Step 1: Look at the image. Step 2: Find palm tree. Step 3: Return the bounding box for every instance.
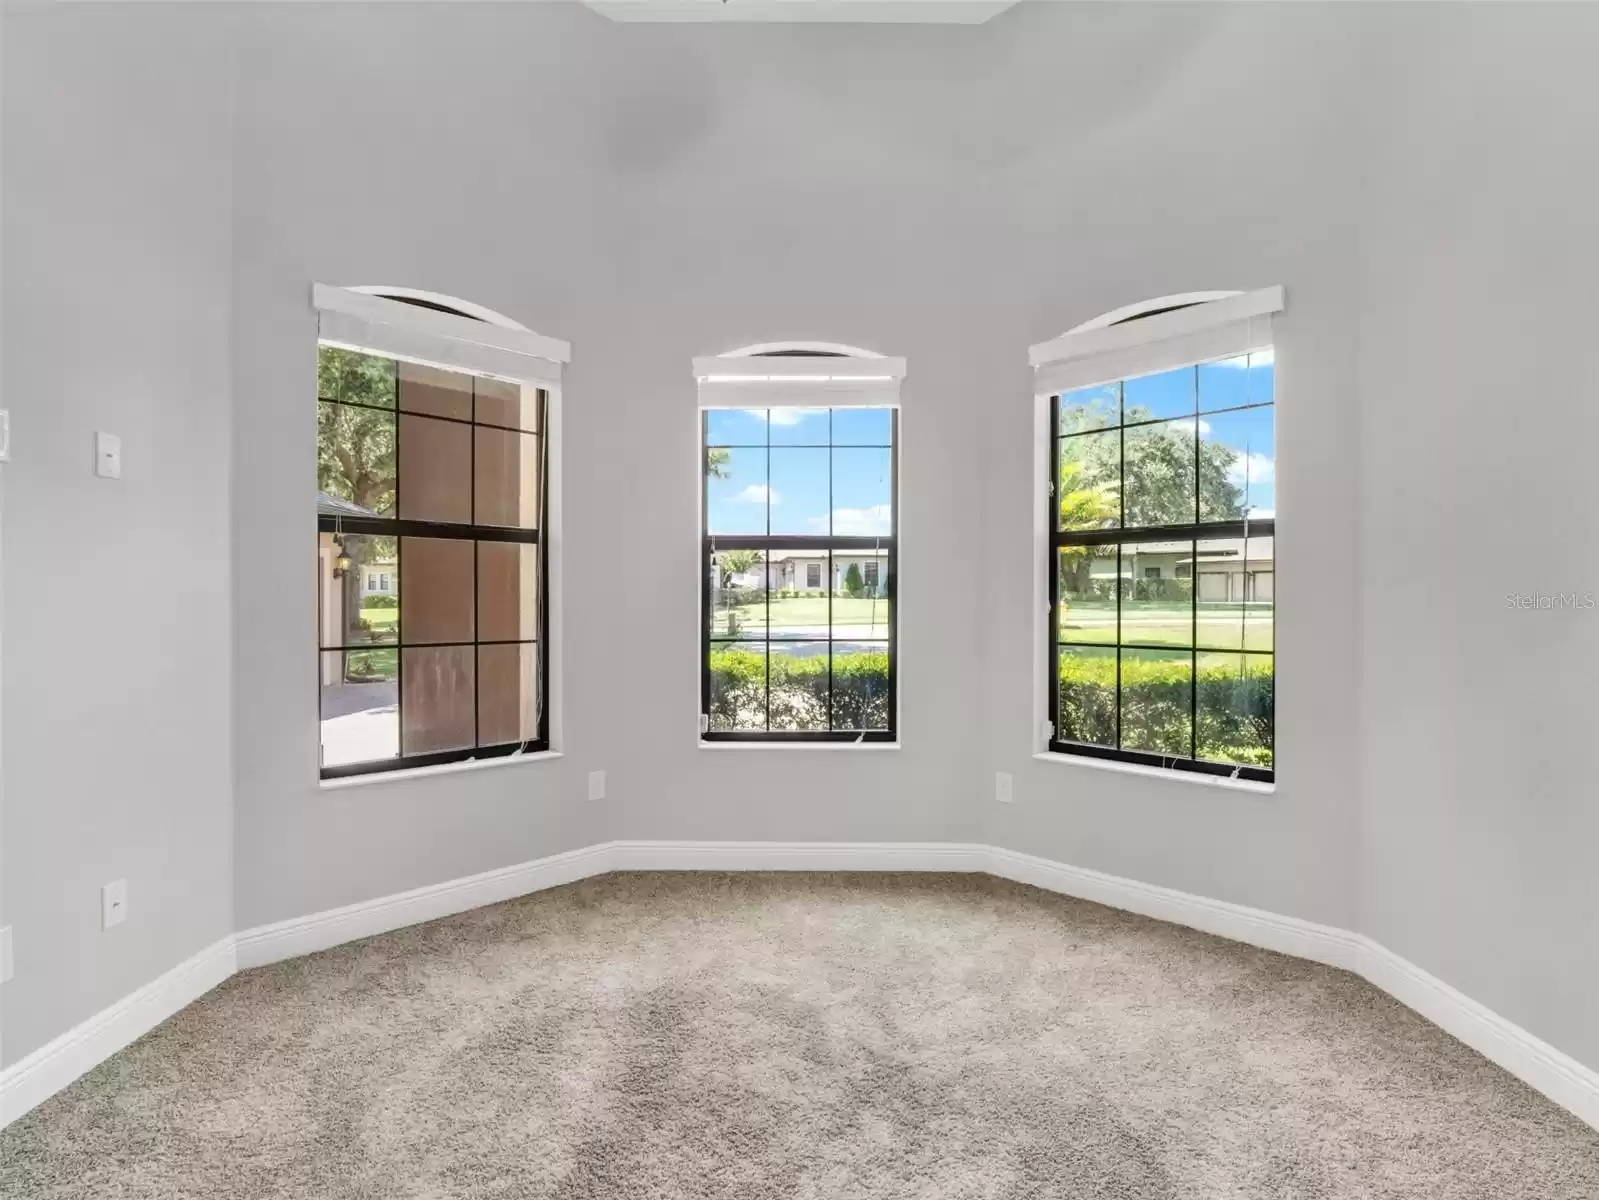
[718,548,764,588]
[706,448,732,479]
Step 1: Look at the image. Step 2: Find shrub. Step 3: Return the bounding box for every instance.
[363,594,399,610]
[1057,653,1272,767]
[707,646,890,732]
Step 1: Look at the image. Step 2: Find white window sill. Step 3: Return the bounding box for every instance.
[1030,751,1275,795]
[699,741,901,753]
[320,749,564,791]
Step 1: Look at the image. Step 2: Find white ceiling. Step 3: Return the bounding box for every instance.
[585,1,1018,23]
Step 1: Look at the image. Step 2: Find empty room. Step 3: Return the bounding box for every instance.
[2,0,1597,1196]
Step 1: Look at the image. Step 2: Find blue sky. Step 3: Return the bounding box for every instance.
[1063,351,1276,518]
[706,407,893,536]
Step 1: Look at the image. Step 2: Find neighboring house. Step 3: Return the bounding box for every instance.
[761,549,889,596]
[317,492,391,687]
[361,562,397,598]
[1085,536,1274,602]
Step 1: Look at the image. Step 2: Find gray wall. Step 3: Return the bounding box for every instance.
[3,0,1596,1082]
[1354,5,1599,1072]
[0,5,237,1065]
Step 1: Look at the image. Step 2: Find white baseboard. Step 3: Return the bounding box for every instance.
[983,847,1365,973]
[234,842,612,970]
[608,839,985,873]
[1357,937,1599,1133]
[0,935,236,1129]
[983,845,1598,1133]
[5,840,1595,1138]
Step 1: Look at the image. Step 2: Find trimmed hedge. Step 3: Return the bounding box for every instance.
[1058,652,1273,767]
[709,646,889,731]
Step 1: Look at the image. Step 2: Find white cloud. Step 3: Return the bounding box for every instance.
[1212,347,1274,368]
[744,407,819,427]
[1247,507,1275,519]
[1167,417,1212,436]
[1226,451,1275,487]
[735,484,779,504]
[807,505,892,536]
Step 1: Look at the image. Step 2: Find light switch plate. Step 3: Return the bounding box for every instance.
[102,879,128,929]
[0,926,13,983]
[996,772,1014,804]
[0,410,11,461]
[588,770,606,802]
[95,431,122,479]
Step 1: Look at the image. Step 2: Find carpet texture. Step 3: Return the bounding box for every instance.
[4,872,1598,1198]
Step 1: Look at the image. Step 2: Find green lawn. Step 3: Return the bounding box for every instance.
[361,605,399,631]
[712,596,891,636]
[1059,600,1273,652]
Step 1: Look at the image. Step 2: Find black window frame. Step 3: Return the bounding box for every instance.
[701,405,898,744]
[317,344,551,780]
[1047,366,1274,784]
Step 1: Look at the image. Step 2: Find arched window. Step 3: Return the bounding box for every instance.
[694,343,906,744]
[1029,288,1282,784]
[312,285,569,779]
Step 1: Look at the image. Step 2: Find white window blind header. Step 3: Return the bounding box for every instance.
[694,352,906,409]
[1030,286,1283,396]
[313,284,570,386]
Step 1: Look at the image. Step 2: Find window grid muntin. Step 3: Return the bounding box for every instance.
[1050,358,1274,782]
[317,352,549,779]
[702,407,896,742]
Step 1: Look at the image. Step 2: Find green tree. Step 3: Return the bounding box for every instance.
[717,549,764,588]
[706,448,731,479]
[318,348,397,514]
[843,562,865,598]
[1059,406,1243,529]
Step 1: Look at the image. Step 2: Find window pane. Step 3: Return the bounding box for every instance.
[474,427,541,529]
[401,646,475,755]
[475,379,540,432]
[706,446,769,535]
[1123,418,1196,527]
[831,641,890,731]
[397,360,472,422]
[318,402,395,517]
[1057,429,1120,531]
[1245,535,1274,652]
[398,413,471,523]
[830,447,892,535]
[1058,383,1118,433]
[1056,645,1116,747]
[319,532,397,646]
[1057,544,1117,644]
[710,548,768,638]
[320,649,398,767]
[479,541,539,642]
[1119,648,1192,757]
[319,346,395,408]
[769,642,829,730]
[1201,405,1274,522]
[708,641,767,731]
[1194,536,1247,651]
[1122,366,1195,423]
[478,643,539,746]
[832,552,891,640]
[1119,541,1193,648]
[1197,350,1274,414]
[768,407,828,446]
[769,447,831,536]
[1196,652,1274,769]
[400,537,474,645]
[706,409,769,446]
[831,407,892,446]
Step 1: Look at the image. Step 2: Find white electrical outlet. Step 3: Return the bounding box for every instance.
[95,431,122,479]
[0,926,14,983]
[102,879,128,929]
[588,770,606,802]
[996,772,1014,804]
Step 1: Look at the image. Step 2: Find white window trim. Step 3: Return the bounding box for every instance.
[312,284,568,776]
[1029,287,1284,781]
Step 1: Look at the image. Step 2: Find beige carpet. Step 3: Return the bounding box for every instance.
[4,873,1598,1198]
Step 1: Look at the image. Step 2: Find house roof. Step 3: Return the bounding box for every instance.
[317,491,382,519]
